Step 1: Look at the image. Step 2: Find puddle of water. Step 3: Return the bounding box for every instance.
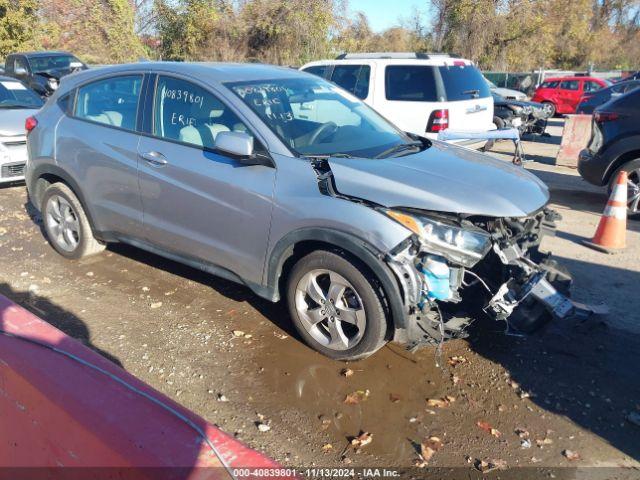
[250,331,454,459]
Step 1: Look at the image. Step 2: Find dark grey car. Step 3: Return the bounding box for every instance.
[25,62,583,360]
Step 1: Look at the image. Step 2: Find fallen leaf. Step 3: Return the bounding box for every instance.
[150,302,162,309]
[451,374,460,385]
[427,398,448,408]
[232,330,245,337]
[319,416,331,430]
[340,368,354,377]
[216,394,228,402]
[427,396,456,408]
[417,436,442,466]
[562,449,580,461]
[515,428,530,439]
[344,390,370,405]
[351,432,372,449]
[321,444,333,452]
[389,393,401,403]
[257,423,271,432]
[477,421,501,438]
[536,437,553,447]
[448,355,467,367]
[474,458,507,473]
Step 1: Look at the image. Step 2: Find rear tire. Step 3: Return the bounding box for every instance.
[41,182,105,259]
[608,159,640,219]
[286,250,389,361]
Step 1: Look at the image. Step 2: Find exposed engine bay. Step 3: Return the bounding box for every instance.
[386,209,604,349]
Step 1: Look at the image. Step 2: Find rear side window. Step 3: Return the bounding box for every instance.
[437,65,491,101]
[385,66,439,102]
[14,56,29,73]
[153,75,252,151]
[302,65,330,78]
[330,65,371,99]
[559,80,579,91]
[74,75,142,131]
[540,81,559,89]
[584,81,602,93]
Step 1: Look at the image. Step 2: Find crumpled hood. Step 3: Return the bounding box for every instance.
[328,141,550,218]
[35,67,79,80]
[0,108,39,137]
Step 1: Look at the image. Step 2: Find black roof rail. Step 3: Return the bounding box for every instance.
[334,52,459,60]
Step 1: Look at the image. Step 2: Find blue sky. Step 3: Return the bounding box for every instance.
[347,0,431,32]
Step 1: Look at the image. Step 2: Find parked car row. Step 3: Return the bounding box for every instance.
[20,58,581,360]
[579,87,640,217]
[532,76,612,116]
[0,76,44,184]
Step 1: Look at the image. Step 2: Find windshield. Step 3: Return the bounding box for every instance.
[29,55,83,73]
[227,77,416,158]
[0,80,43,108]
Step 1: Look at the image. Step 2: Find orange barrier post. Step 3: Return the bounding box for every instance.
[583,170,628,253]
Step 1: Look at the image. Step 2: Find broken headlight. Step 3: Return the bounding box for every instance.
[385,210,492,267]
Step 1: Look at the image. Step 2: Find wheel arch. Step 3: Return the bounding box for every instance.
[603,141,640,185]
[264,228,408,333]
[28,164,105,240]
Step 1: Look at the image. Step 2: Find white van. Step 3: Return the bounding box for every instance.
[300,53,494,148]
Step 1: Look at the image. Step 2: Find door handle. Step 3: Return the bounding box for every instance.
[140,151,168,167]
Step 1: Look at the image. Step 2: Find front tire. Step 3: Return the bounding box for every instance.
[286,250,389,361]
[542,101,556,117]
[41,182,105,259]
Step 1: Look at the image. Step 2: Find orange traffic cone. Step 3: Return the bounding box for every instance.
[583,170,628,253]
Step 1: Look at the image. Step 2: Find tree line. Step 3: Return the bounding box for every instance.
[1,0,638,70]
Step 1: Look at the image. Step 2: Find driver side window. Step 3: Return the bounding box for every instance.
[153,76,253,151]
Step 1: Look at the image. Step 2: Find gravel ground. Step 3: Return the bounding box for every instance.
[1,119,639,476]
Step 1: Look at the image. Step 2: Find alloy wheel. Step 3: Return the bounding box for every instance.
[294,269,367,351]
[45,194,80,252]
[627,169,640,215]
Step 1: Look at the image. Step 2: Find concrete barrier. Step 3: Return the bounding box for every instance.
[0,294,286,479]
[556,114,593,167]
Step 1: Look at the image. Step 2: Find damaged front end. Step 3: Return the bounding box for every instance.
[384,208,604,350]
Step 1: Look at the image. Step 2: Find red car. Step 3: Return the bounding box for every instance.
[532,76,611,116]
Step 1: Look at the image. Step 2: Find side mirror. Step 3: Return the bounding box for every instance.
[215,131,272,166]
[14,66,27,76]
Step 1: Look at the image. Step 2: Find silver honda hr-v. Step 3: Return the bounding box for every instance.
[25,62,583,360]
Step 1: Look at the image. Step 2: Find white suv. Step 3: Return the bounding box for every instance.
[300,53,494,147]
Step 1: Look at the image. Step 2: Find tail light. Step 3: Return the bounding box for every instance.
[25,116,38,133]
[594,111,619,123]
[427,109,449,133]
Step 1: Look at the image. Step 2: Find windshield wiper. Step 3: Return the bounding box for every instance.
[304,152,356,160]
[464,89,480,98]
[374,141,423,159]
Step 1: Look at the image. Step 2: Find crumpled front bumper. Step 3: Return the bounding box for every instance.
[386,208,606,349]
